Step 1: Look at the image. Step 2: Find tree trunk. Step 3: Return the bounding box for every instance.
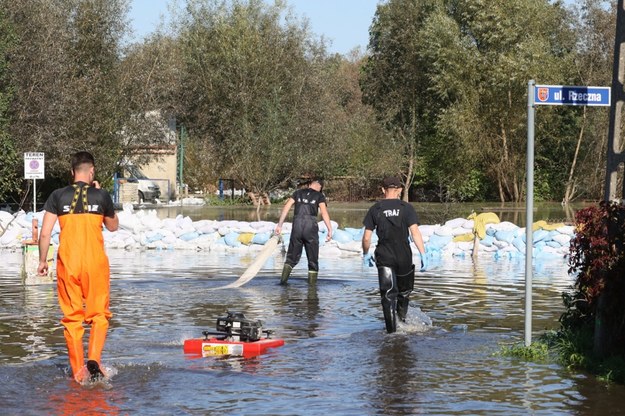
[563,107,587,204]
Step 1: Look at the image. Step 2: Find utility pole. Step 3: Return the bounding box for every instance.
[605,0,625,202]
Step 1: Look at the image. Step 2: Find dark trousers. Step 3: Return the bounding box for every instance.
[286,215,320,271]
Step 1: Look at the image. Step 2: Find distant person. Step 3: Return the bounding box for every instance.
[274,178,332,285]
[37,151,119,383]
[362,176,427,333]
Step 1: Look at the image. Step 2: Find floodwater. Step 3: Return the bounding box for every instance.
[2,203,624,415]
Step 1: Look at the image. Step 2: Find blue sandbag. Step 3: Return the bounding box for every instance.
[428,234,452,250]
[224,232,241,247]
[179,231,199,241]
[533,229,549,243]
[512,235,526,253]
[332,229,352,244]
[480,234,495,247]
[252,232,270,245]
[495,229,516,244]
[146,232,164,243]
[546,240,561,248]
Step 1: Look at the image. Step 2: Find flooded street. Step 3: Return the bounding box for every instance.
[2,239,625,414]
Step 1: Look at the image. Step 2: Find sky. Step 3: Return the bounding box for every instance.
[127,0,381,55]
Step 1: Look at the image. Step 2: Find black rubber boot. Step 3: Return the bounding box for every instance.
[86,360,104,382]
[396,265,415,322]
[280,264,293,285]
[307,270,318,285]
[378,266,398,333]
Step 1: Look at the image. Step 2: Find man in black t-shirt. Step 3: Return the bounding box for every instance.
[362,176,427,333]
[275,178,333,285]
[37,151,119,383]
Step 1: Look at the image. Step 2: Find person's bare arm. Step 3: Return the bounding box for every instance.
[362,229,373,255]
[409,224,426,255]
[319,202,332,241]
[104,213,119,232]
[37,212,57,275]
[274,198,295,234]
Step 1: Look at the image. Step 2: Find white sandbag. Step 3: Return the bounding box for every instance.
[456,241,474,251]
[418,224,438,237]
[489,221,519,231]
[556,225,575,236]
[318,220,339,233]
[0,226,20,245]
[444,217,466,229]
[552,233,571,245]
[434,225,453,236]
[319,245,342,258]
[0,210,14,227]
[336,240,363,253]
[451,227,469,236]
[493,239,509,249]
[462,219,475,230]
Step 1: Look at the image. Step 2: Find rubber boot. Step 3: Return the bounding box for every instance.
[396,265,415,322]
[280,264,293,285]
[378,266,398,333]
[308,270,318,285]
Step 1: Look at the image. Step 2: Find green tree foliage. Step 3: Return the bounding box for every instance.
[427,0,574,202]
[0,8,19,201]
[2,0,168,195]
[360,0,441,200]
[174,0,338,195]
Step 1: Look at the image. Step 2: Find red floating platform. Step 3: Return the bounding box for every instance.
[183,337,285,358]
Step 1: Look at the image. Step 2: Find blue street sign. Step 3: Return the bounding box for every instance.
[534,85,610,106]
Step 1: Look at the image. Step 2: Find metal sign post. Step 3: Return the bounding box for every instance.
[525,81,535,347]
[524,82,611,346]
[24,152,45,212]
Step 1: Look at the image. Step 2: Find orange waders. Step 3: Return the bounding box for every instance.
[57,212,112,381]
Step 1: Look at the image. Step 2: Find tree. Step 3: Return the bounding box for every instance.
[561,0,614,203]
[0,7,19,201]
[175,0,340,199]
[360,0,442,201]
[3,0,162,194]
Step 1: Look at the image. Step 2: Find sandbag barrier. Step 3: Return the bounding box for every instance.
[0,208,573,260]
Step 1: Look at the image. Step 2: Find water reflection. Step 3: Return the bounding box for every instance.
[372,334,422,415]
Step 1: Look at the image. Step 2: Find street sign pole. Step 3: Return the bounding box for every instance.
[525,80,535,347]
[524,82,610,347]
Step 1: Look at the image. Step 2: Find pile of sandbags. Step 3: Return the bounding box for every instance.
[0,206,574,260]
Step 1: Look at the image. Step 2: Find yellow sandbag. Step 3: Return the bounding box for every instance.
[532,220,564,231]
[453,233,475,242]
[468,212,500,239]
[237,232,255,245]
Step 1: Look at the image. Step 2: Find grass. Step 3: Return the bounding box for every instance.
[498,328,625,384]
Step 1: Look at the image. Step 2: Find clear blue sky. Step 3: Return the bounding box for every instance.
[127,0,381,55]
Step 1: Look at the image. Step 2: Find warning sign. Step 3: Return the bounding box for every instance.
[24,152,45,179]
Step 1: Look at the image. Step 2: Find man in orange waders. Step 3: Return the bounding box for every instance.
[37,151,118,383]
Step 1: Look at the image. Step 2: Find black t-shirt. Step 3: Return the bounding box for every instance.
[43,181,116,218]
[363,199,419,244]
[292,188,327,217]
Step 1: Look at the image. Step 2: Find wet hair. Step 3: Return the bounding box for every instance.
[71,151,95,172]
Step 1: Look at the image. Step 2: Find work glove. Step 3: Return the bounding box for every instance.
[363,253,375,267]
[420,255,428,272]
